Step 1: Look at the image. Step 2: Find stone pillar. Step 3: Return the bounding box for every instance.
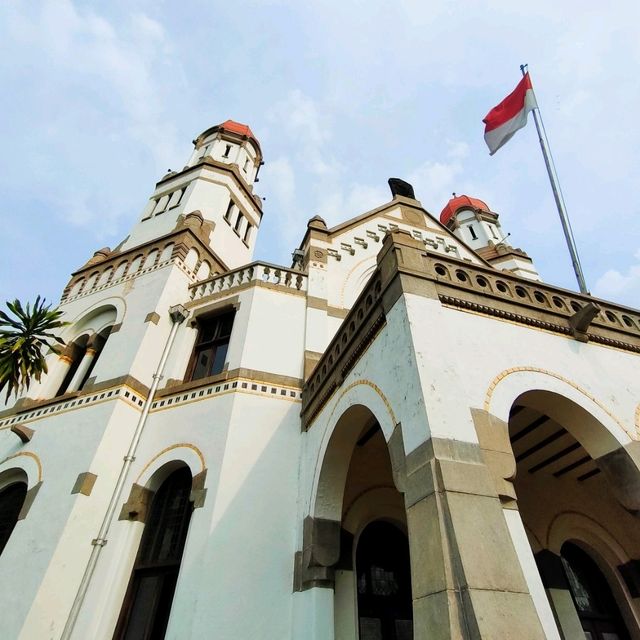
[400,437,546,639]
[534,550,584,639]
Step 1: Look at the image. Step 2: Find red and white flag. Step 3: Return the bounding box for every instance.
[483,73,537,155]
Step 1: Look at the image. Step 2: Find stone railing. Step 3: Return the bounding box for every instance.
[189,261,308,301]
[423,254,640,348]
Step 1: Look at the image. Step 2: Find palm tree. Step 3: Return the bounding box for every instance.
[0,297,67,403]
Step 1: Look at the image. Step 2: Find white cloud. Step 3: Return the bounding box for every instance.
[593,249,640,307]
[1,1,182,233]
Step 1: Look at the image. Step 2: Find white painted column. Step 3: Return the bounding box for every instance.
[503,508,562,639]
[292,588,335,640]
[39,353,74,398]
[66,348,97,393]
[334,570,357,640]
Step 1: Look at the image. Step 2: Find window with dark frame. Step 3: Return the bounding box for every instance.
[113,467,194,640]
[187,311,235,381]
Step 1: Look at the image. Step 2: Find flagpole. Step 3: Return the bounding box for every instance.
[520,64,589,294]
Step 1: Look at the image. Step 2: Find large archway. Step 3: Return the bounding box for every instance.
[508,390,640,639]
[310,404,412,639]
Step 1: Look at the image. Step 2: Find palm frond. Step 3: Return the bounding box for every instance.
[0,297,68,402]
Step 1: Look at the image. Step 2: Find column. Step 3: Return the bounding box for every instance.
[38,345,75,398]
[401,437,546,639]
[66,347,97,392]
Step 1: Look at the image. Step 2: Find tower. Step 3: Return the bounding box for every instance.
[440,193,541,280]
[35,120,264,402]
[121,119,264,270]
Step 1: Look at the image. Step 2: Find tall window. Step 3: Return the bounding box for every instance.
[187,311,234,381]
[114,468,194,640]
[356,521,413,640]
[0,481,28,557]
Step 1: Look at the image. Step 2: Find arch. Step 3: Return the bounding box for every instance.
[135,443,206,490]
[69,278,85,297]
[546,511,629,566]
[64,298,125,335]
[342,486,406,538]
[184,248,199,271]
[0,466,30,492]
[142,249,159,270]
[128,254,144,274]
[485,367,635,450]
[97,267,112,288]
[113,260,128,280]
[196,260,211,281]
[160,243,174,262]
[0,452,43,486]
[311,381,398,523]
[84,271,100,292]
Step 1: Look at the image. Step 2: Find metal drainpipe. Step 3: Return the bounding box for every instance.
[61,304,189,640]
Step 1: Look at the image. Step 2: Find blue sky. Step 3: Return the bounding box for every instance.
[1,1,639,308]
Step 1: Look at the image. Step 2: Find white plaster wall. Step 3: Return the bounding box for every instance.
[402,293,639,449]
[235,287,306,378]
[0,398,140,639]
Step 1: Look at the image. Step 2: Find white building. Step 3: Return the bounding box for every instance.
[1,120,639,640]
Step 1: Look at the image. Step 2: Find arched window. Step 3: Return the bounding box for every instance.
[114,467,194,640]
[561,542,630,640]
[356,521,413,640]
[0,481,28,557]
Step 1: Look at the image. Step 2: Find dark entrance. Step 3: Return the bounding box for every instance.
[561,542,630,640]
[356,520,413,640]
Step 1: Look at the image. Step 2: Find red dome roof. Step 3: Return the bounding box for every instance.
[218,119,257,140]
[440,194,490,225]
[197,119,262,157]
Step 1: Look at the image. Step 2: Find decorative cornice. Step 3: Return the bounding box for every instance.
[62,221,227,304]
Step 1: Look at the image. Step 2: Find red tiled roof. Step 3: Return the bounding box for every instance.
[218,119,256,140]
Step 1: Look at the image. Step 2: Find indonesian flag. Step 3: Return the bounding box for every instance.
[483,73,537,155]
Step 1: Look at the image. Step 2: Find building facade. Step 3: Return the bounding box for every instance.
[1,120,639,640]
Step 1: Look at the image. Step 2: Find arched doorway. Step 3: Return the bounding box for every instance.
[356,520,412,640]
[561,542,630,640]
[507,391,639,638]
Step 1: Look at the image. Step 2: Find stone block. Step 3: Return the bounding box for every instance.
[446,491,529,593]
[71,472,97,496]
[436,458,496,498]
[471,408,512,454]
[466,588,545,639]
[412,590,468,640]
[406,495,450,599]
